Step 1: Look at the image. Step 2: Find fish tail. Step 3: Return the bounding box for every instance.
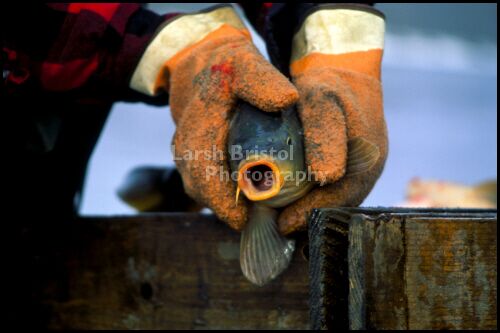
[240,204,295,286]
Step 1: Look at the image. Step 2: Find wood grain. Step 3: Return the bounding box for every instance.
[309,208,497,330]
[37,213,310,329]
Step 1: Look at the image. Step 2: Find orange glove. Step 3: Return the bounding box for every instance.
[130,5,298,231]
[278,5,388,235]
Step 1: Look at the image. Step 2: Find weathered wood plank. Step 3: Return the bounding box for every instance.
[309,208,497,330]
[349,215,408,330]
[405,217,497,329]
[40,213,309,329]
[308,210,349,330]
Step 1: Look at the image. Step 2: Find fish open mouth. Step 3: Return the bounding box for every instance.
[237,157,284,201]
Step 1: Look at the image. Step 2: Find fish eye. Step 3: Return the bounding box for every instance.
[286,136,292,145]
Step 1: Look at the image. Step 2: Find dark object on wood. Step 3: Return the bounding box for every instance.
[41,214,309,329]
[309,208,497,330]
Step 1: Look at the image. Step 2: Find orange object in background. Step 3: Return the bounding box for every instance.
[399,178,497,209]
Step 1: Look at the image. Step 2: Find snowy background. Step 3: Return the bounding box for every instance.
[80,3,497,215]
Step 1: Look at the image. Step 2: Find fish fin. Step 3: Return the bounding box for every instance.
[473,180,497,206]
[235,186,241,206]
[346,137,380,177]
[240,204,295,286]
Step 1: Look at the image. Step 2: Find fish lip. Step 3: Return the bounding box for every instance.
[237,155,284,201]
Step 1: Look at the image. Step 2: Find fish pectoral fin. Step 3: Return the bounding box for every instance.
[240,205,295,286]
[473,180,497,206]
[345,137,380,177]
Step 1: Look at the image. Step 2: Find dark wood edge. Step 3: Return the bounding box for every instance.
[309,209,351,330]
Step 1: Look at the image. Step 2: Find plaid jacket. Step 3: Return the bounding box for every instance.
[1,3,324,105]
[2,3,174,104]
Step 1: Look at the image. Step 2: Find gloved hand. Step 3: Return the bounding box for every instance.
[278,5,388,235]
[130,5,299,231]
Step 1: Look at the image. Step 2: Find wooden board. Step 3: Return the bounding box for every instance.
[309,208,497,330]
[37,213,310,329]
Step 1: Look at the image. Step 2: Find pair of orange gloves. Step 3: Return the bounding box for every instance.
[130,5,388,235]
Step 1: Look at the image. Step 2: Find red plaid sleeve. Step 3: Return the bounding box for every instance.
[2,3,178,102]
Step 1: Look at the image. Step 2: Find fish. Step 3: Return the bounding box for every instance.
[116,102,379,286]
[227,101,380,286]
[400,178,497,208]
[117,166,201,212]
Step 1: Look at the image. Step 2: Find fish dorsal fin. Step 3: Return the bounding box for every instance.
[346,137,380,177]
[240,204,295,286]
[474,180,497,206]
